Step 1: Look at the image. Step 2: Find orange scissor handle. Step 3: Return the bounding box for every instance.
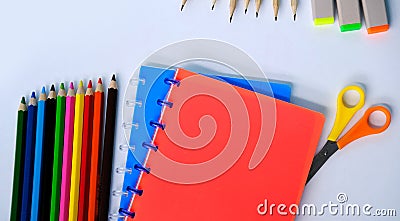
[337,105,391,149]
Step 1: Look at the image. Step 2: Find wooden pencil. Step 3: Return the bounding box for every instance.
[255,0,261,17]
[244,0,250,14]
[273,0,279,21]
[291,0,297,21]
[78,80,94,221]
[98,74,118,221]
[69,80,85,221]
[38,85,57,220]
[50,83,66,221]
[59,83,76,221]
[10,97,27,221]
[181,0,187,11]
[88,78,104,221]
[229,0,236,23]
[31,87,47,221]
[20,92,37,221]
[211,0,217,10]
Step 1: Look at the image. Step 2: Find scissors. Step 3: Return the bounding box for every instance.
[306,85,391,184]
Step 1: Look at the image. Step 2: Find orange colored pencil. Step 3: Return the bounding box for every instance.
[87,78,104,221]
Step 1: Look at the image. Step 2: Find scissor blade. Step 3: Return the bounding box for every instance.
[306,141,339,185]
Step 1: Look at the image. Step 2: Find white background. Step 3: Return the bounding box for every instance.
[0,0,399,220]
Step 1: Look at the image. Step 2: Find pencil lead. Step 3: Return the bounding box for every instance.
[112,74,116,81]
[230,16,233,23]
[212,4,215,10]
[70,82,74,89]
[21,97,26,104]
[294,14,296,21]
[31,91,36,98]
[275,16,277,21]
[98,78,103,84]
[50,84,55,91]
[79,80,83,88]
[256,12,259,18]
[60,83,65,90]
[41,86,46,94]
[245,8,247,14]
[88,80,93,88]
[181,4,184,11]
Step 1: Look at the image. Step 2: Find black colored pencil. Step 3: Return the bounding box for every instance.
[98,74,118,221]
[38,84,57,220]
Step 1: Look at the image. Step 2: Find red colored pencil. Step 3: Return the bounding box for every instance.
[78,80,94,221]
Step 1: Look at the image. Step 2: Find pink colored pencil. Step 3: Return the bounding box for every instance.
[59,82,76,221]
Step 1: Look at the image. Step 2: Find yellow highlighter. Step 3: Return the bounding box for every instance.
[68,81,85,221]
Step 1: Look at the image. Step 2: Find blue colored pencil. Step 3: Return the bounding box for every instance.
[30,87,47,221]
[20,92,38,221]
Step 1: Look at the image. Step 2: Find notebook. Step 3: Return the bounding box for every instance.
[116,66,292,215]
[116,67,324,221]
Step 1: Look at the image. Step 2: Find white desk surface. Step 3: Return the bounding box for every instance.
[0,0,399,220]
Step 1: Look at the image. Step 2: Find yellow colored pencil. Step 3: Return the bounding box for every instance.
[68,81,85,221]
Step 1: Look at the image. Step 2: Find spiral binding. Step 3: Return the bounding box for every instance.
[112,77,180,219]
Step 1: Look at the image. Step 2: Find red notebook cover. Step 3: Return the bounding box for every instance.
[129,69,325,221]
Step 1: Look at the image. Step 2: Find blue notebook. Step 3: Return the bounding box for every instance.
[117,66,292,215]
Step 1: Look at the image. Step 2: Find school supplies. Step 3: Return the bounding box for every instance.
[307,85,391,184]
[312,0,335,25]
[50,83,66,221]
[229,0,236,22]
[255,0,261,17]
[273,0,279,21]
[31,87,47,221]
[20,92,37,220]
[59,83,75,221]
[181,0,187,11]
[337,0,362,32]
[211,0,217,10]
[98,75,118,221]
[88,78,105,221]
[291,0,297,20]
[361,0,389,34]
[78,81,94,221]
[115,67,324,221]
[10,97,27,221]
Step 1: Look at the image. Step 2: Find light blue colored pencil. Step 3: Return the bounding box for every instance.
[30,86,47,221]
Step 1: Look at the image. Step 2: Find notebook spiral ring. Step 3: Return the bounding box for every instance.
[114,76,179,219]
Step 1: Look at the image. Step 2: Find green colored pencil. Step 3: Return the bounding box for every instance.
[10,97,28,221]
[49,83,66,221]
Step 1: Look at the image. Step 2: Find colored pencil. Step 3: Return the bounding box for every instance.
[20,92,37,221]
[39,85,57,220]
[69,80,85,221]
[30,87,47,221]
[10,97,27,221]
[50,83,66,221]
[59,83,76,221]
[88,78,104,221]
[98,74,118,221]
[78,80,94,221]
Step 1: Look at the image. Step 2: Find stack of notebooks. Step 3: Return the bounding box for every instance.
[112,66,325,221]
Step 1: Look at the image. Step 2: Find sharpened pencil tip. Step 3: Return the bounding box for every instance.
[21,97,26,104]
[230,16,233,23]
[212,4,215,10]
[256,12,259,18]
[98,78,103,84]
[294,14,296,21]
[275,16,277,21]
[41,86,46,94]
[31,91,36,98]
[70,82,74,89]
[181,4,184,11]
[88,80,92,88]
[79,80,83,87]
[245,9,247,14]
[112,74,116,81]
[50,84,55,91]
[60,83,65,90]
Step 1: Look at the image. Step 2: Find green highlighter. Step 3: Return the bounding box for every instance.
[337,0,362,32]
[312,0,334,25]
